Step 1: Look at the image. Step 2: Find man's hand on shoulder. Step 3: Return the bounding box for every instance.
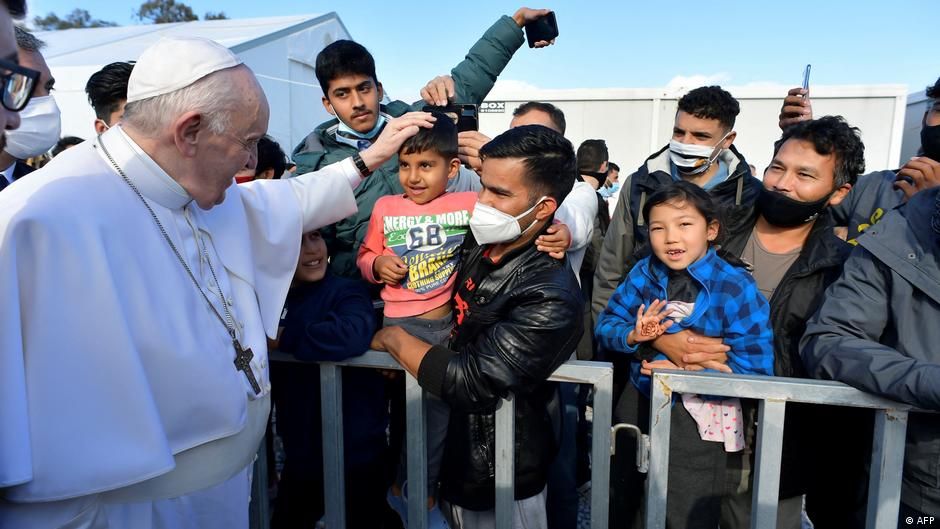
[511,7,556,48]
[536,222,571,259]
[779,87,812,130]
[421,75,456,107]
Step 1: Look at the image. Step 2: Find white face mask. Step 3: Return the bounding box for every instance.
[469,197,547,245]
[668,131,731,176]
[5,95,62,160]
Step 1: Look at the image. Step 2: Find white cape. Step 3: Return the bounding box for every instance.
[0,127,359,511]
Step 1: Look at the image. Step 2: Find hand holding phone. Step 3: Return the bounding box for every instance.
[422,104,479,133]
[524,11,558,48]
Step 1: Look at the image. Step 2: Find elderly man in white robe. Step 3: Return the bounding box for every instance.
[0,34,433,529]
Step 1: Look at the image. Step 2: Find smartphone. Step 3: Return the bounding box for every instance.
[524,11,558,48]
[422,104,478,133]
[802,64,812,92]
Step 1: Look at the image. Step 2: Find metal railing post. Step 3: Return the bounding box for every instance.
[866,409,908,529]
[494,395,516,529]
[590,371,613,529]
[645,371,674,529]
[320,363,346,529]
[750,399,786,529]
[406,373,429,529]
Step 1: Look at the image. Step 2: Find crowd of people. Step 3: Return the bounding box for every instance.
[0,0,936,528]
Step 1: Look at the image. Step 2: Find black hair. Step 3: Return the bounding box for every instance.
[642,180,722,246]
[399,111,458,160]
[512,101,566,135]
[774,115,866,188]
[255,135,287,179]
[677,85,740,131]
[608,162,620,172]
[479,124,575,204]
[4,0,25,17]
[927,77,940,99]
[577,139,608,173]
[14,26,43,51]
[315,40,378,96]
[85,62,134,122]
[51,136,84,157]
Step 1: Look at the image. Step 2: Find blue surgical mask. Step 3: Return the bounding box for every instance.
[335,113,387,150]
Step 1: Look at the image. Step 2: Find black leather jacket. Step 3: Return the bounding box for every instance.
[417,232,584,510]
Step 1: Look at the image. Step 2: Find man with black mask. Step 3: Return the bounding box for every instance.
[723,116,870,529]
[778,77,940,245]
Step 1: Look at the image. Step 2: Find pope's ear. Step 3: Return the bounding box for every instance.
[173,111,203,157]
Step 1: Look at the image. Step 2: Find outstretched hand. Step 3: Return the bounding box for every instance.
[627,300,673,345]
[360,112,436,171]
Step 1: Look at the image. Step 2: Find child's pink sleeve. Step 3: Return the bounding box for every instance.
[356,201,385,284]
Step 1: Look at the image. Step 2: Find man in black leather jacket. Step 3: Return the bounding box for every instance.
[372,125,584,526]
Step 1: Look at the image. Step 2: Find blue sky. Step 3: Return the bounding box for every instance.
[26,0,938,100]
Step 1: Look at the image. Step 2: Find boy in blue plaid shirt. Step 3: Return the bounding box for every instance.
[595,180,773,528]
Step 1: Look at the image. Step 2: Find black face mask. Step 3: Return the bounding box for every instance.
[921,119,940,162]
[757,187,832,228]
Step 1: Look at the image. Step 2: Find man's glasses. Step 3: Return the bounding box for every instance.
[0,58,39,112]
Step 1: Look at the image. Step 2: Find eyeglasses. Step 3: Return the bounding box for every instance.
[0,58,39,112]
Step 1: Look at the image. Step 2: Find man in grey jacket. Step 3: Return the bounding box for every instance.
[801,186,940,524]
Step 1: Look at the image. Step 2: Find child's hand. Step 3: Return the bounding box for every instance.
[537,223,571,259]
[373,255,408,286]
[627,300,674,345]
[640,358,681,376]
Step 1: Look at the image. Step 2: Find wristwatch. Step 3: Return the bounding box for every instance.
[353,152,372,177]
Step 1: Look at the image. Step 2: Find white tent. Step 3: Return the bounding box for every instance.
[38,14,350,153]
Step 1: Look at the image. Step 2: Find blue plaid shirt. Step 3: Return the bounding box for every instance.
[595,248,774,396]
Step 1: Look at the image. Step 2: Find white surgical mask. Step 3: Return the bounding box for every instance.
[334,112,387,150]
[668,131,731,176]
[5,95,62,160]
[469,197,547,245]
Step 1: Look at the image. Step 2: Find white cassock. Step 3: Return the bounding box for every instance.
[0,126,362,528]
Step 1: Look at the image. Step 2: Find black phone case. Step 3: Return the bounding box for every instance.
[524,12,558,48]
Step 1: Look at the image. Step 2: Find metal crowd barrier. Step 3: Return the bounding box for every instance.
[644,370,923,529]
[259,350,614,529]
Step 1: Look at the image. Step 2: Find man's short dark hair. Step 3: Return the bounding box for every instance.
[774,115,866,188]
[926,77,940,100]
[51,136,84,157]
[608,162,620,172]
[677,86,740,131]
[85,62,134,121]
[513,101,566,135]
[256,135,287,179]
[3,0,26,17]
[480,125,575,204]
[577,139,608,173]
[400,111,458,160]
[14,26,43,51]
[315,40,378,96]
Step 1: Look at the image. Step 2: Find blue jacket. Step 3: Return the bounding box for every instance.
[595,248,774,396]
[802,187,940,512]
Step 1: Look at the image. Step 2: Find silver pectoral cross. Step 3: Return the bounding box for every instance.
[233,340,262,395]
